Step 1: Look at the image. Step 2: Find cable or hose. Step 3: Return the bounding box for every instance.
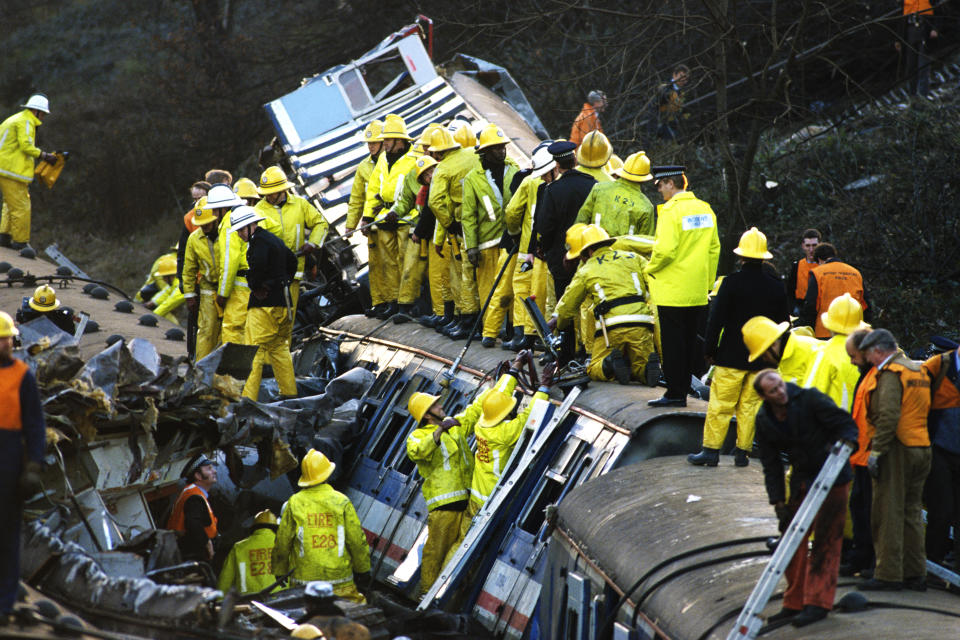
[598,536,770,640]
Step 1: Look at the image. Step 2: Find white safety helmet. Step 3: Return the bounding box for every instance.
[22,94,50,114]
[202,184,245,210]
[529,146,556,179]
[229,205,266,232]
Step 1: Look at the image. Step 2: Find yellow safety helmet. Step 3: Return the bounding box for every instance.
[616,151,653,183]
[477,123,510,150]
[742,316,790,362]
[153,255,177,278]
[233,177,259,200]
[380,113,412,140]
[29,284,60,312]
[0,311,18,338]
[253,509,278,527]
[478,389,519,428]
[290,624,324,639]
[564,223,589,260]
[451,122,477,149]
[298,449,335,487]
[821,293,869,335]
[604,153,623,176]
[408,392,440,424]
[363,119,384,143]
[257,165,294,195]
[732,227,773,260]
[428,127,460,153]
[578,224,615,256]
[415,156,438,183]
[576,130,613,168]
[192,200,217,227]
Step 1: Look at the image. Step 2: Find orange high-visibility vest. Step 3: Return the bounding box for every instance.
[813,261,866,337]
[183,209,199,234]
[167,484,218,539]
[0,359,28,431]
[903,1,933,15]
[795,258,816,300]
[850,367,877,466]
[864,361,932,448]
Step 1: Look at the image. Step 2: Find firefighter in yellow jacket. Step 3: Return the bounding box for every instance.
[254,165,328,341]
[807,293,869,410]
[462,124,520,346]
[464,359,552,534]
[575,151,655,237]
[217,510,281,596]
[362,114,419,319]
[406,390,478,595]
[550,225,655,384]
[0,94,57,248]
[347,120,384,315]
[742,315,826,385]
[144,255,185,324]
[272,450,371,603]
[429,127,482,337]
[183,200,227,360]
[216,208,252,344]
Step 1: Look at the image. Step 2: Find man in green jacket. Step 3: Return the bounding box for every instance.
[645,166,720,407]
[0,94,57,249]
[576,151,655,237]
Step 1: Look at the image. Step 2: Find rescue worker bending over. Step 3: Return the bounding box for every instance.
[273,450,371,603]
[16,284,76,334]
[464,355,553,533]
[230,206,298,401]
[807,294,869,411]
[0,312,45,621]
[217,509,281,596]
[167,456,219,563]
[742,315,825,386]
[549,225,655,385]
[144,255,185,324]
[136,248,177,302]
[254,165,328,342]
[406,390,477,595]
[575,151,655,237]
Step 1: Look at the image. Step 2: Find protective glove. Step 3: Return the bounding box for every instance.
[434,243,444,257]
[466,248,480,267]
[215,295,229,309]
[18,461,43,500]
[40,151,57,164]
[360,217,375,237]
[447,221,463,236]
[774,503,791,534]
[300,242,317,255]
[383,210,399,224]
[867,452,881,479]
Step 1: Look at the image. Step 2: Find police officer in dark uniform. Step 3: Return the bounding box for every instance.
[533,140,597,300]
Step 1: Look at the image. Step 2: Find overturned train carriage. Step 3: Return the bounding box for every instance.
[300,316,708,637]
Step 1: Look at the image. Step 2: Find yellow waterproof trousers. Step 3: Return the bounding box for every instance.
[220,287,250,344]
[242,306,297,400]
[368,229,400,306]
[399,235,428,305]
[196,290,221,361]
[447,236,463,312]
[333,581,366,604]
[279,281,299,346]
[0,177,31,243]
[482,251,517,339]
[702,367,762,451]
[586,326,654,382]
[579,304,595,353]
[523,259,551,336]
[419,508,465,596]
[428,243,450,315]
[510,259,533,335]
[459,257,480,315]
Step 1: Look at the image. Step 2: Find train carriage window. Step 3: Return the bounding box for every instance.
[367,410,409,463]
[518,475,563,535]
[360,54,414,102]
[337,67,371,112]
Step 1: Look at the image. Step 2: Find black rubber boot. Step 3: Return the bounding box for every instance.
[394,303,415,324]
[447,314,477,340]
[734,447,750,467]
[481,336,497,348]
[498,319,513,341]
[501,327,524,351]
[687,448,720,467]
[0,233,10,248]
[418,314,439,328]
[365,303,383,318]
[435,302,458,333]
[438,314,460,335]
[601,348,631,385]
[376,301,397,320]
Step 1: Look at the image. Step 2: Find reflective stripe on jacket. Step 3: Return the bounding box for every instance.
[461,160,519,250]
[182,228,219,297]
[504,174,542,256]
[218,220,249,297]
[406,402,480,510]
[645,191,720,307]
[346,155,377,229]
[554,246,654,335]
[217,528,279,595]
[364,150,419,221]
[428,147,481,231]
[806,334,862,411]
[167,484,218,539]
[271,483,370,583]
[576,180,655,237]
[0,109,42,183]
[0,359,28,430]
[781,332,825,386]
[255,194,328,279]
